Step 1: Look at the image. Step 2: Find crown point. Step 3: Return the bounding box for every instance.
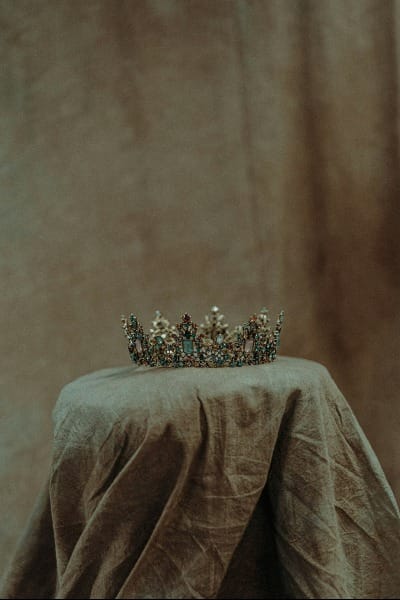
[182,313,191,322]
[211,306,219,313]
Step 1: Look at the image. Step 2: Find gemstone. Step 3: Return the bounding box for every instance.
[244,339,254,353]
[182,339,194,354]
[135,339,142,352]
[216,334,224,344]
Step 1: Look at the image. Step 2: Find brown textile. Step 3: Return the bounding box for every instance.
[2,358,400,599]
[2,0,400,572]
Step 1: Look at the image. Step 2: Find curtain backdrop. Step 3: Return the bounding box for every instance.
[1,0,399,578]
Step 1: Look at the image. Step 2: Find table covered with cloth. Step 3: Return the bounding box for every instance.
[2,357,400,599]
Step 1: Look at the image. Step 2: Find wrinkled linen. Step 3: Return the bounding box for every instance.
[2,357,400,599]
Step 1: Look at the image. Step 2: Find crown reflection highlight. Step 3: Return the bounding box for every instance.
[121,306,284,368]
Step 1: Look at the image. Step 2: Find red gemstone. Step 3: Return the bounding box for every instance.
[183,313,191,322]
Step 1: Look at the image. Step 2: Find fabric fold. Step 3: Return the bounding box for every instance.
[2,358,399,599]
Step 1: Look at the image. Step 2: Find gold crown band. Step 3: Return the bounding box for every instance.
[121,306,284,368]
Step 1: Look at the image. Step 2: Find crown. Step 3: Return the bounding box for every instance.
[121,306,284,368]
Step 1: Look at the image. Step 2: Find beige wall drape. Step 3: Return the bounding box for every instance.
[1,0,399,578]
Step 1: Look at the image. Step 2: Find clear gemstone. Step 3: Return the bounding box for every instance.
[135,339,142,352]
[244,339,253,353]
[216,334,224,344]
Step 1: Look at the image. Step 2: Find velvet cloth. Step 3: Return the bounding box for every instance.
[2,357,400,599]
[2,0,400,575]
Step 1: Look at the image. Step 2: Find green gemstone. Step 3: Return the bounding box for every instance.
[182,339,194,354]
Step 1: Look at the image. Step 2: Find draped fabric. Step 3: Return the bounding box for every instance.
[1,0,400,578]
[1,359,400,599]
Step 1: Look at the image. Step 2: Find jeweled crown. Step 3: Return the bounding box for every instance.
[121,306,284,368]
